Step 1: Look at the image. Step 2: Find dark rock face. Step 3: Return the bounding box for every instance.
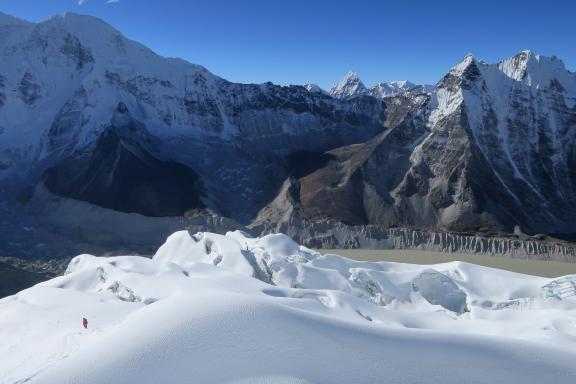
[44,128,204,217]
[285,151,337,179]
[44,106,204,217]
[44,87,88,155]
[59,33,94,69]
[0,75,6,107]
[18,72,41,106]
[269,94,432,227]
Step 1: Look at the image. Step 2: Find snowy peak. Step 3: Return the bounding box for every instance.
[447,53,479,78]
[342,69,361,82]
[435,53,483,93]
[442,51,576,93]
[329,70,367,99]
[497,51,574,89]
[304,83,327,95]
[425,50,576,234]
[0,11,199,80]
[329,70,430,99]
[41,12,165,69]
[498,50,538,81]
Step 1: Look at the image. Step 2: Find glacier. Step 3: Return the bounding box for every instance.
[1,230,576,383]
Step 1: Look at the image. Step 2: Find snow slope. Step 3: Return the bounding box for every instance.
[1,230,576,383]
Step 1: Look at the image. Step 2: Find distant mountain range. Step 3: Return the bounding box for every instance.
[327,70,434,99]
[1,11,575,263]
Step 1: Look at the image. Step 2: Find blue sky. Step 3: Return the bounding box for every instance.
[1,0,575,89]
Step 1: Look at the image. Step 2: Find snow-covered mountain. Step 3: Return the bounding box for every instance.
[408,50,576,233]
[367,79,417,97]
[1,11,576,264]
[368,80,435,98]
[2,229,576,383]
[267,51,576,236]
[328,70,368,99]
[329,71,434,100]
[0,12,386,165]
[0,12,386,220]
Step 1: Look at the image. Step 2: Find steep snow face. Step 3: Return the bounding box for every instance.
[2,230,576,383]
[0,12,216,174]
[0,13,387,182]
[497,50,576,91]
[430,51,576,141]
[329,70,367,99]
[395,51,576,233]
[462,52,576,230]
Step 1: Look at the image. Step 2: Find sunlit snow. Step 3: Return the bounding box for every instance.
[1,230,576,383]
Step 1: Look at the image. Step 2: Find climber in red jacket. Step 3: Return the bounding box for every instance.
[83,317,88,329]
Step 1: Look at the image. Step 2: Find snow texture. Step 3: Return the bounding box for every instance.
[1,230,576,383]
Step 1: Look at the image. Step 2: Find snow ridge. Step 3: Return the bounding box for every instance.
[2,230,576,383]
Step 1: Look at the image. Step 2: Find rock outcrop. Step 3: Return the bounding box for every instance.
[252,219,576,261]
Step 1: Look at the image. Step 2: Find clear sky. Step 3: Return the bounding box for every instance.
[1,0,575,89]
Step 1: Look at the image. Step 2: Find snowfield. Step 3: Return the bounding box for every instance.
[2,231,576,383]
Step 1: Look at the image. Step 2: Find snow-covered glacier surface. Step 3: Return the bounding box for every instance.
[2,231,576,383]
